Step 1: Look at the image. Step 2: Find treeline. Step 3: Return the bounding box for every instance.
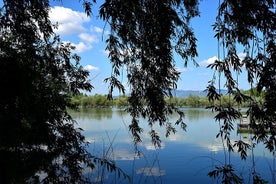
[71,90,263,108]
[71,94,129,108]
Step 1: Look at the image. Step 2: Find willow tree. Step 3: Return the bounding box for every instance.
[205,0,275,182]
[98,0,199,147]
[93,0,275,153]
[205,0,275,156]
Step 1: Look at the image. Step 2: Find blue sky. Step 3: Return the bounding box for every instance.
[2,0,251,95]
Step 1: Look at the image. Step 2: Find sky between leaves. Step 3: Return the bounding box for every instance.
[1,0,251,95]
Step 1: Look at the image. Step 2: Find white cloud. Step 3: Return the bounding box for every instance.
[175,67,187,73]
[49,6,104,53]
[199,56,218,67]
[72,42,92,53]
[49,6,90,35]
[84,65,99,71]
[200,53,247,67]
[91,26,110,35]
[90,26,103,33]
[78,33,98,44]
[175,67,194,73]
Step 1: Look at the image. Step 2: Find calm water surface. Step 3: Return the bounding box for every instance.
[70,108,275,184]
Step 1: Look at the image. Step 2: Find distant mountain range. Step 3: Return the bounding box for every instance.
[171,89,228,98]
[117,89,228,98]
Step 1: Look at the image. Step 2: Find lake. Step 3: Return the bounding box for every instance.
[70,108,275,184]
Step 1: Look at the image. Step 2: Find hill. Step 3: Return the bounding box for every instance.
[172,89,228,98]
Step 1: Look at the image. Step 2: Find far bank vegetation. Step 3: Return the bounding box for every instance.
[71,89,264,108]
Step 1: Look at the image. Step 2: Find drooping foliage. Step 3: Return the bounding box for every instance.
[98,0,199,147]
[205,0,275,182]
[206,0,275,154]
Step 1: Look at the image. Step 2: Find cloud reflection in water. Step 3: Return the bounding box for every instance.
[136,167,165,176]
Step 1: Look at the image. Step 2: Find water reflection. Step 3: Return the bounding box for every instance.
[69,108,113,120]
[136,167,165,176]
[112,149,137,160]
[71,108,274,156]
[71,108,275,183]
[183,107,215,121]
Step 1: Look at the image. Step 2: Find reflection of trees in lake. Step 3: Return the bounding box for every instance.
[184,108,215,122]
[69,108,131,121]
[69,108,113,120]
[115,108,129,116]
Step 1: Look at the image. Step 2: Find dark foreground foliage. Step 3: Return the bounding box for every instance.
[0,0,129,183]
[0,0,275,183]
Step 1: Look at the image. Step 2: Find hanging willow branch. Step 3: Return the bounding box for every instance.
[205,0,276,160]
[99,0,199,147]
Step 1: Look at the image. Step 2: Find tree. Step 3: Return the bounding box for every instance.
[95,0,275,152]
[0,0,99,183]
[204,0,275,182]
[205,0,275,155]
[96,0,275,181]
[98,0,200,148]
